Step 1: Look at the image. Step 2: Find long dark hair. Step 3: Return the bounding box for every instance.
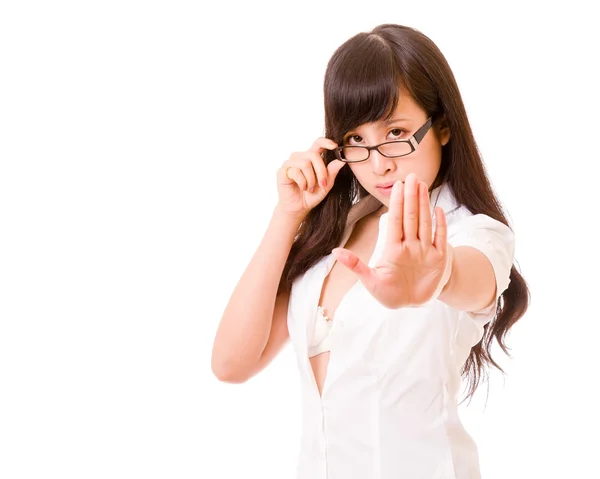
[277,24,530,401]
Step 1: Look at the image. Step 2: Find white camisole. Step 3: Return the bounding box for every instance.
[307,305,332,357]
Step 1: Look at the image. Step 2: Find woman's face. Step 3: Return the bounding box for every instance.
[344,91,450,209]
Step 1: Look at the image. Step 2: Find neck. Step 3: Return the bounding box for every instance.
[374,205,388,217]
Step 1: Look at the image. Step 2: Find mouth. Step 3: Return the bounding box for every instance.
[376,181,402,196]
[376,181,403,188]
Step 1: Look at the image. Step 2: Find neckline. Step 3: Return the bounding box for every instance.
[347,182,458,226]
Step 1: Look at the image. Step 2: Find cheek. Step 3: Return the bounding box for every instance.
[420,161,442,187]
[392,159,439,190]
[348,164,369,181]
[414,146,442,183]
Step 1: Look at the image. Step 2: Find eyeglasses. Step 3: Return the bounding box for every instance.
[334,117,434,163]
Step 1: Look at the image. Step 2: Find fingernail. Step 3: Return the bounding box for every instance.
[321,178,327,188]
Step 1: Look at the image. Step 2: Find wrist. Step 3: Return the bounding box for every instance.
[273,205,307,224]
[435,244,454,299]
[272,205,306,229]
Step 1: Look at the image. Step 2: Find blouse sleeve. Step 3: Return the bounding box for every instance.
[447,213,515,322]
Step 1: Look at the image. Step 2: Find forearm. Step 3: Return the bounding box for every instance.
[211,208,303,375]
[437,245,497,312]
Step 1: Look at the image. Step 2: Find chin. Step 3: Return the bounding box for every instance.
[377,196,390,207]
[367,189,390,207]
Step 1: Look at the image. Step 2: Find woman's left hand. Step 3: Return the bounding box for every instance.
[332,173,453,309]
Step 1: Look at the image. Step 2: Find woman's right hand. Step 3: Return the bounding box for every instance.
[275,137,346,220]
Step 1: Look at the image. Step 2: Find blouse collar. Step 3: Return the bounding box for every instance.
[345,182,460,229]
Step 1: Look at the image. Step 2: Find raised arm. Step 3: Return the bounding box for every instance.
[211,138,345,383]
[211,209,301,383]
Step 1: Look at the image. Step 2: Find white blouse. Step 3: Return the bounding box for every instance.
[287,182,515,479]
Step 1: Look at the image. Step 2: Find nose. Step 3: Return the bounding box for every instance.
[369,148,396,176]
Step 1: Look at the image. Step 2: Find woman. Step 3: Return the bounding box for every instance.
[212,23,530,479]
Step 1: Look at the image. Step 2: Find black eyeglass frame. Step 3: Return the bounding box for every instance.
[334,116,434,163]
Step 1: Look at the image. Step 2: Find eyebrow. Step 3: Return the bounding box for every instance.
[343,117,412,139]
[383,117,411,124]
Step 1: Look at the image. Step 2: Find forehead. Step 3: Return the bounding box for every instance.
[390,91,422,116]
[355,93,423,130]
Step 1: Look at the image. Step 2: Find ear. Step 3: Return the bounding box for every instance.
[436,114,451,146]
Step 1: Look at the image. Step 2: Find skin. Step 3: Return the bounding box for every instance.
[329,91,453,307]
[279,89,496,312]
[332,174,452,308]
[345,91,450,210]
[212,90,496,385]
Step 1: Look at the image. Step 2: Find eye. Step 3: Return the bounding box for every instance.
[389,128,405,139]
[345,134,363,145]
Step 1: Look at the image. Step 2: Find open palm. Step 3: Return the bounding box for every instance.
[332,173,453,308]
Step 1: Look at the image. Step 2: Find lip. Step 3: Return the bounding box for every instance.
[376,180,404,188]
[376,182,401,197]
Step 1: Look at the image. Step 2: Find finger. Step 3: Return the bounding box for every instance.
[433,206,447,250]
[386,180,404,244]
[418,181,433,243]
[300,138,338,190]
[403,173,419,241]
[326,159,346,187]
[285,154,317,191]
[279,162,293,184]
[286,166,308,191]
[311,138,339,189]
[306,151,329,190]
[309,137,338,154]
[332,248,375,290]
[299,161,317,193]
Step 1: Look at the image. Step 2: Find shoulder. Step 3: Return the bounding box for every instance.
[434,183,515,318]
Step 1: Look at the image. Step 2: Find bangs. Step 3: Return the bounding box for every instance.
[324,34,402,140]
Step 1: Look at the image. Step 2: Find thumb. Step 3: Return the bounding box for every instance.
[332,248,375,289]
[326,159,346,184]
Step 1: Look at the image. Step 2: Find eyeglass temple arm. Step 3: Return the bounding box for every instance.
[412,117,434,143]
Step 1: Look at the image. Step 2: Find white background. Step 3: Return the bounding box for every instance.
[1,1,599,478]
